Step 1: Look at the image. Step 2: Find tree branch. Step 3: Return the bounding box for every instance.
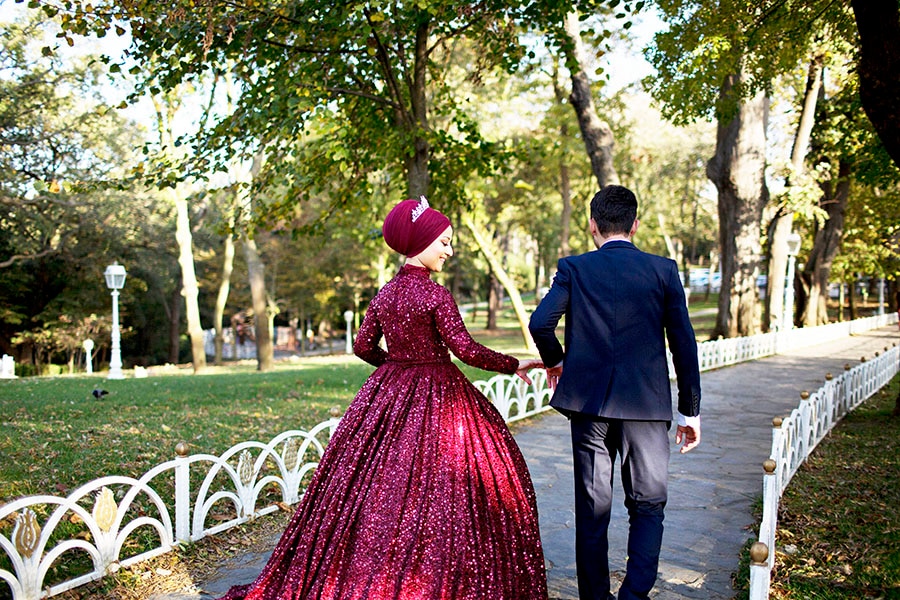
[0,247,61,269]
[363,8,411,129]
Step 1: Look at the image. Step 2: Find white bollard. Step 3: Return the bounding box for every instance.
[0,354,16,379]
[83,339,94,374]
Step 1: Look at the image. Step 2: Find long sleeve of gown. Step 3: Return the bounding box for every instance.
[353,304,388,367]
[433,288,518,375]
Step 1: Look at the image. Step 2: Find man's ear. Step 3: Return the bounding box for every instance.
[590,218,599,237]
[630,219,640,237]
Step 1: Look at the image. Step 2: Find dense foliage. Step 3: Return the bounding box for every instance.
[1,0,897,370]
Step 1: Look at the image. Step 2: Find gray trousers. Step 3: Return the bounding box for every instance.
[569,416,670,600]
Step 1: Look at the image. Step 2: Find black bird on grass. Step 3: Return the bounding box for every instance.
[92,388,109,399]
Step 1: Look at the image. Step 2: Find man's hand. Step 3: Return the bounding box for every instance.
[675,423,700,453]
[545,363,563,390]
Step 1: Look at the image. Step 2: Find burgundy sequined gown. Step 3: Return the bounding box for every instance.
[219,264,547,600]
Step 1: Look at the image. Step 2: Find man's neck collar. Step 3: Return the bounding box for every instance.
[598,235,632,248]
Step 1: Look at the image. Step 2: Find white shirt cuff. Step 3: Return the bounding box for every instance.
[677,413,700,429]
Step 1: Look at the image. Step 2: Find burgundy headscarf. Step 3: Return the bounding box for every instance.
[382,197,452,257]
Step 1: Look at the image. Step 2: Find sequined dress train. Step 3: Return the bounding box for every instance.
[218,264,547,599]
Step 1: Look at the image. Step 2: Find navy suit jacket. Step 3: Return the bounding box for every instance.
[529,241,701,421]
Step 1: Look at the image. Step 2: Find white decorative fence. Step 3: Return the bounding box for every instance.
[474,368,554,422]
[1,313,896,599]
[748,341,900,599]
[681,312,898,375]
[0,421,339,600]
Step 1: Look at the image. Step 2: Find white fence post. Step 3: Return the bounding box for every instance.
[174,442,191,544]
[748,543,771,600]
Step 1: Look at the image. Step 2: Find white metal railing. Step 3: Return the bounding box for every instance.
[0,420,339,600]
[748,341,900,599]
[672,312,898,376]
[474,367,554,422]
[1,312,896,599]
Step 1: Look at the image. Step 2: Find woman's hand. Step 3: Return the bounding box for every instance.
[515,358,543,384]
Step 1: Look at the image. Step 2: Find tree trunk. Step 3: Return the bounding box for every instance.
[705,250,719,302]
[765,213,792,330]
[562,11,619,188]
[167,277,181,364]
[172,189,208,373]
[152,92,207,373]
[797,160,850,326]
[213,232,235,365]
[243,234,274,371]
[707,75,770,338]
[765,55,823,331]
[559,156,573,258]
[657,213,679,261]
[231,150,272,370]
[552,65,574,258]
[486,275,499,331]
[851,0,900,168]
[400,21,430,197]
[463,216,538,354]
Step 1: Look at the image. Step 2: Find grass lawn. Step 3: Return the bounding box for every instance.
[0,301,718,503]
[0,357,373,502]
[0,323,536,503]
[767,376,900,599]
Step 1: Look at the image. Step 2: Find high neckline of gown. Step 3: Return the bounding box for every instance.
[400,264,432,278]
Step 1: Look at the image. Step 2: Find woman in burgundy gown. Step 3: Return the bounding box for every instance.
[218,198,548,600]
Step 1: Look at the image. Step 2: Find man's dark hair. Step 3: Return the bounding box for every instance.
[590,185,638,236]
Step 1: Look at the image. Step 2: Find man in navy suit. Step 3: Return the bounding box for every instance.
[529,185,702,600]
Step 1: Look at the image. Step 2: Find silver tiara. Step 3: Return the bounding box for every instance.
[411,195,429,222]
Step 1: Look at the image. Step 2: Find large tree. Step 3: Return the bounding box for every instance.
[150,87,209,372]
[52,1,534,216]
[850,0,900,169]
[646,0,855,336]
[796,64,900,326]
[764,53,824,331]
[559,10,620,188]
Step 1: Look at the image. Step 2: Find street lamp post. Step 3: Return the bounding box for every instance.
[343,310,354,354]
[782,233,801,332]
[104,263,127,380]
